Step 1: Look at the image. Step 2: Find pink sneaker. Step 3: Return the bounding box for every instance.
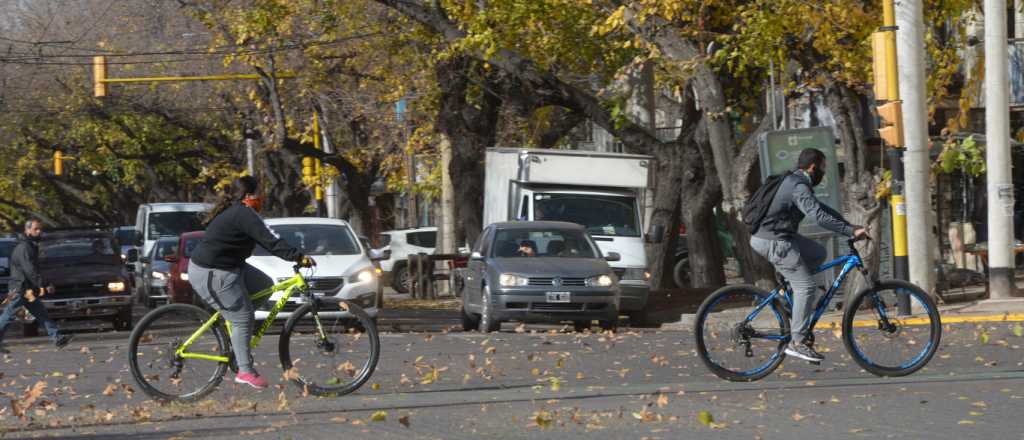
[234,372,269,389]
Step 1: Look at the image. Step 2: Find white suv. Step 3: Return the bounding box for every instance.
[377,227,437,293]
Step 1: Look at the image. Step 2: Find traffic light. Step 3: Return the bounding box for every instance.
[54,150,63,176]
[877,101,904,147]
[93,56,107,97]
[302,156,315,184]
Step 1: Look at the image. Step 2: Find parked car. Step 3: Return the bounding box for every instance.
[459,221,621,333]
[0,236,16,295]
[377,227,437,293]
[247,218,388,321]
[25,229,133,334]
[359,236,386,310]
[139,236,179,308]
[112,225,137,261]
[166,231,204,305]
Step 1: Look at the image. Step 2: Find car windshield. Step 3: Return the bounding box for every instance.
[534,194,640,237]
[41,237,117,260]
[0,241,15,276]
[492,229,598,258]
[253,224,360,256]
[183,236,202,257]
[154,239,178,259]
[148,211,205,240]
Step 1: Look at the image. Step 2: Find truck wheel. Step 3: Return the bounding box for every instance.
[673,257,691,289]
[392,264,410,294]
[572,320,590,332]
[599,318,619,332]
[113,306,133,331]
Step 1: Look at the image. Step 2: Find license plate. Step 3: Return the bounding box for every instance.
[546,292,571,303]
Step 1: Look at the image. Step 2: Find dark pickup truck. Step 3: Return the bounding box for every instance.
[17,230,134,336]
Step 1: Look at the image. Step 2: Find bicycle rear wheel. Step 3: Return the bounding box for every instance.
[842,279,941,377]
[128,304,229,402]
[695,285,790,382]
[279,300,380,396]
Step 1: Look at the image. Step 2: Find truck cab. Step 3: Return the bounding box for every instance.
[483,149,658,325]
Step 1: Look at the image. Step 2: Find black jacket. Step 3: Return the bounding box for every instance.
[190,203,304,270]
[754,170,858,240]
[8,235,44,294]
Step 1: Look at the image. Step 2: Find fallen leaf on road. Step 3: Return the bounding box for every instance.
[656,394,668,408]
[515,323,526,333]
[101,384,117,397]
[958,420,975,425]
[330,416,348,423]
[370,411,387,422]
[11,381,46,420]
[282,368,300,381]
[533,410,553,429]
[371,383,380,390]
[792,412,806,421]
[576,372,585,380]
[549,377,561,392]
[697,410,714,426]
[1013,323,1023,338]
[399,415,410,428]
[969,411,984,416]
[485,346,497,354]
[979,330,990,344]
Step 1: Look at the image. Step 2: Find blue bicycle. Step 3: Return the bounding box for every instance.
[695,238,941,381]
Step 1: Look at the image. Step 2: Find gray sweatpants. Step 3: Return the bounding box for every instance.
[750,235,827,343]
[187,261,262,374]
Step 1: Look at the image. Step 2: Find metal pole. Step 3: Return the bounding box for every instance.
[889,149,911,313]
[985,0,1017,298]
[769,60,778,130]
[245,133,256,177]
[320,114,340,219]
[895,0,935,295]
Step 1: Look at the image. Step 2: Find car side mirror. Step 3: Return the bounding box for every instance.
[647,224,665,244]
[126,249,139,263]
[470,251,484,261]
[604,252,621,262]
[164,255,178,263]
[369,249,391,261]
[133,231,144,247]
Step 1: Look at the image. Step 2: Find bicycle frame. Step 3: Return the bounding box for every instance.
[744,252,867,342]
[174,272,310,364]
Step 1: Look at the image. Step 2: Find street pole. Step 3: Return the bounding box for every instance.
[245,129,257,177]
[985,0,1017,298]
[319,113,340,219]
[895,0,935,295]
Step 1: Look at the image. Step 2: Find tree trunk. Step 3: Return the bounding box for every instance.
[646,140,683,290]
[681,118,727,288]
[435,56,503,247]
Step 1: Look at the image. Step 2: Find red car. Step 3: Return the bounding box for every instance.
[167,231,204,305]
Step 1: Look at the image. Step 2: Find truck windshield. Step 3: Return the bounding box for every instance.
[148,212,205,240]
[254,224,360,256]
[492,229,598,258]
[41,237,117,259]
[534,194,640,237]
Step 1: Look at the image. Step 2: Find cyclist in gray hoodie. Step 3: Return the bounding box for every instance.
[749,148,869,362]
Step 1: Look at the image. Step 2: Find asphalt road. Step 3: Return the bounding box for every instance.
[1,311,1023,439]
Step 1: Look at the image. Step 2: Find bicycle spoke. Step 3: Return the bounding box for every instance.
[845,286,939,372]
[698,288,788,380]
[280,303,378,396]
[129,305,228,402]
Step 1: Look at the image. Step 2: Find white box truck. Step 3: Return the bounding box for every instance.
[483,148,659,322]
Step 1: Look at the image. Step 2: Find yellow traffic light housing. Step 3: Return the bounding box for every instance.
[302,156,315,181]
[877,101,904,147]
[54,150,63,176]
[94,56,107,97]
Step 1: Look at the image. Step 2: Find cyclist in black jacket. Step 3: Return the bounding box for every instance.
[189,176,314,389]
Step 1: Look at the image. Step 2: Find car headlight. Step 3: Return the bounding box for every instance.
[353,269,375,283]
[621,268,651,281]
[180,273,189,281]
[108,281,126,292]
[586,274,614,287]
[152,272,167,280]
[499,273,529,287]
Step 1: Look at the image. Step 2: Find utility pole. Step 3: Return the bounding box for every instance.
[873,0,911,313]
[319,113,341,219]
[895,0,935,295]
[985,0,1017,298]
[244,129,258,177]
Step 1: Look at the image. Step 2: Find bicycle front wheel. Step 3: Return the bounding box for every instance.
[842,279,941,377]
[695,285,790,382]
[279,300,380,396]
[128,304,229,402]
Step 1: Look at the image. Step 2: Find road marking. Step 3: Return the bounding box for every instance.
[820,313,1024,328]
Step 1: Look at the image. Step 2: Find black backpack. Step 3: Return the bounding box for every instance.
[742,171,792,234]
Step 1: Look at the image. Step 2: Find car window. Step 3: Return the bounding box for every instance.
[408,231,436,248]
[41,237,117,259]
[148,211,205,241]
[114,228,136,246]
[156,239,178,259]
[254,224,359,256]
[377,234,392,247]
[491,229,597,258]
[0,241,15,276]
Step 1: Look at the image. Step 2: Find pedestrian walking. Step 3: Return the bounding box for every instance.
[0,219,73,353]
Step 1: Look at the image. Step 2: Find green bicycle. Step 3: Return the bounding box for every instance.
[128,264,380,402]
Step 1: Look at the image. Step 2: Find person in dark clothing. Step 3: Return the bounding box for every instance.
[0,219,73,353]
[188,176,314,389]
[749,149,869,363]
